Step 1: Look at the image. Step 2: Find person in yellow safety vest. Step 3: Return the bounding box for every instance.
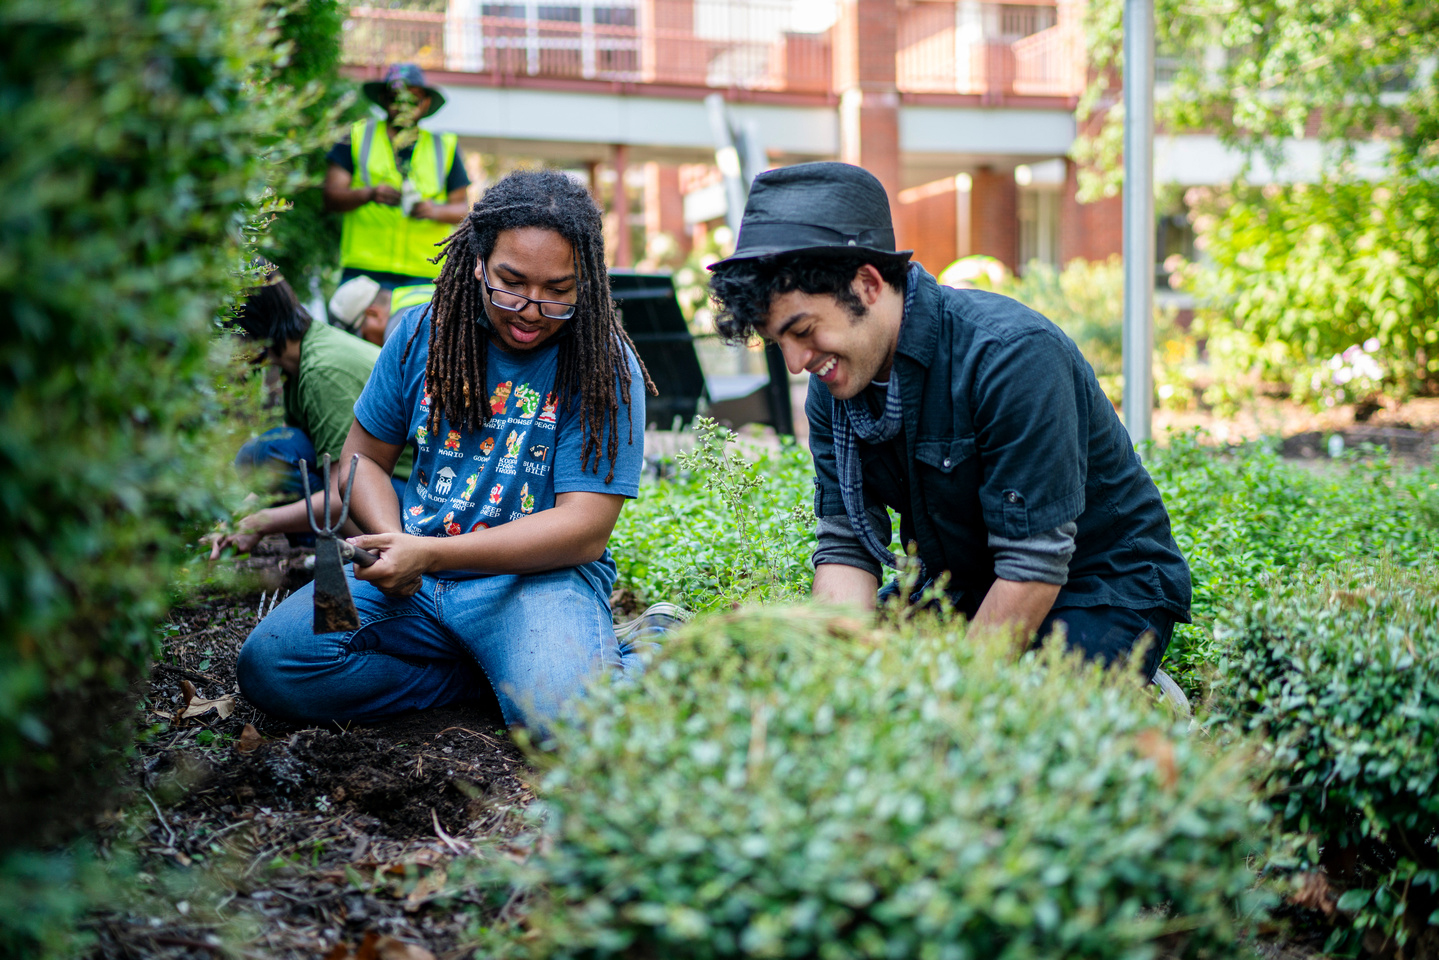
[322,63,471,289]
[327,275,436,348]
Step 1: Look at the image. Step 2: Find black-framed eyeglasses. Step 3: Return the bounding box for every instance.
[479,261,577,320]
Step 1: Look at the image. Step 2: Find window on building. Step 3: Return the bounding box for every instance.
[1018,186,1061,273]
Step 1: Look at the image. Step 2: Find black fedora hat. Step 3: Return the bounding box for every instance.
[710,162,912,269]
[363,63,446,119]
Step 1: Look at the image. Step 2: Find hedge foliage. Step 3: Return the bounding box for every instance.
[1142,433,1439,685]
[1212,563,1439,953]
[1184,172,1439,404]
[0,0,328,847]
[490,607,1273,958]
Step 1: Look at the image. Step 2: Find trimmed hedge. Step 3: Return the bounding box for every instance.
[491,607,1273,958]
[0,0,323,848]
[1213,563,1439,953]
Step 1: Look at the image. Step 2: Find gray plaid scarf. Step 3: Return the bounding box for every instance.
[830,263,922,574]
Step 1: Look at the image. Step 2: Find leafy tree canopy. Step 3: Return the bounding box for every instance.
[1077,0,1439,196]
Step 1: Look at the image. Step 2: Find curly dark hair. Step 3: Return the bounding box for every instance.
[707,254,909,343]
[405,169,655,482]
[231,261,312,350]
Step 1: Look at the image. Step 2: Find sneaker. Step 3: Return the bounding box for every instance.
[1152,667,1192,720]
[614,602,687,644]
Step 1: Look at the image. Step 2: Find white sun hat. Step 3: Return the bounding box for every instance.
[327,275,382,334]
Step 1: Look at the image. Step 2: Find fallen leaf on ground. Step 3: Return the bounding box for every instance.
[236,723,262,753]
[179,694,235,720]
[1290,871,1338,916]
[375,936,435,960]
[404,864,449,912]
[326,931,436,960]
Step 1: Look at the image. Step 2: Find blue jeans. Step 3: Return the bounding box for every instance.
[878,579,1174,680]
[236,426,407,502]
[236,426,321,499]
[236,565,641,731]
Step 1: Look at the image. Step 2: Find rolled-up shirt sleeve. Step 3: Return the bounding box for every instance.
[988,521,1077,586]
[812,510,886,580]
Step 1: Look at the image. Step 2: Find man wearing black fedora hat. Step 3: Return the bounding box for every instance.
[707,162,1191,679]
[323,63,472,290]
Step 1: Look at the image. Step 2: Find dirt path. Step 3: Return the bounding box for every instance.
[89,577,534,959]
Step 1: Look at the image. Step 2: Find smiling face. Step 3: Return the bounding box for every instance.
[755,263,905,401]
[476,226,578,353]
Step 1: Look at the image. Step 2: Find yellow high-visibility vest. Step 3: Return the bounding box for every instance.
[338,119,459,280]
[391,284,435,312]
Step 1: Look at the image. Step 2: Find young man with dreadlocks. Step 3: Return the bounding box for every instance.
[237,170,659,731]
[707,162,1191,681]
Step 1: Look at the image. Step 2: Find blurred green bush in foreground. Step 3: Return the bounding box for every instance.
[0,0,336,893]
[485,606,1272,958]
[1213,563,1439,955]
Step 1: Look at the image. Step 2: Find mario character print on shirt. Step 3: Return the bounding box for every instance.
[513,383,541,420]
[469,520,489,533]
[489,380,512,414]
[478,436,496,458]
[444,430,462,451]
[434,466,456,497]
[538,392,558,425]
[518,482,535,514]
[415,425,428,447]
[458,472,479,502]
[488,482,504,505]
[442,511,462,536]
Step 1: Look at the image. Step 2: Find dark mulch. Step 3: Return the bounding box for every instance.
[87,540,535,960]
[1280,424,1437,462]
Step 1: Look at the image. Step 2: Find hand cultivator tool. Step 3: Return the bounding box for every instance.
[300,454,378,634]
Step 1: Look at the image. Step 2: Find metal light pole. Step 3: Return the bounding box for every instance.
[1122,0,1155,445]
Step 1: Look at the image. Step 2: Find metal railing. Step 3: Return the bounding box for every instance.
[343,1,1082,98]
[896,1,1080,97]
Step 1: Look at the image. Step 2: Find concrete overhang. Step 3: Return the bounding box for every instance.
[900,106,1076,161]
[431,84,838,162]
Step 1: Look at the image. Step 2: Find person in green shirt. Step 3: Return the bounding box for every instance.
[212,263,410,557]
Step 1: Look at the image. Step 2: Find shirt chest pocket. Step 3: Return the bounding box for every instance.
[912,435,979,508]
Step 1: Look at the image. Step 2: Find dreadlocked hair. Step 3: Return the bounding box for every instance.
[404,168,655,482]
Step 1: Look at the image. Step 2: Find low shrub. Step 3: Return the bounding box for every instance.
[1212,563,1439,954]
[1145,432,1439,686]
[490,606,1273,958]
[611,419,814,613]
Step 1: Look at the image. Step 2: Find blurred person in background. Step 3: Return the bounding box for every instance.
[323,63,470,289]
[212,262,409,557]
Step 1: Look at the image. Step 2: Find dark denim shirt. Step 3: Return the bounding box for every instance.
[808,266,1192,621]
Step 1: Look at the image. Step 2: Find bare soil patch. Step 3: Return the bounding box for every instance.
[88,544,533,960]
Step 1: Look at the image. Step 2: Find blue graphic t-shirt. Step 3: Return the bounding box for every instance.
[354,305,646,591]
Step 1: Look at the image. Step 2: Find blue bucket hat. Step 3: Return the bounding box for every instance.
[363,63,446,119]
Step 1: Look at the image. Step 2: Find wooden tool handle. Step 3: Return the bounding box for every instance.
[337,541,379,568]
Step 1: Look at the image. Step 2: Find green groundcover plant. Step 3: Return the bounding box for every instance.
[613,428,1439,698]
[1145,433,1439,686]
[610,419,814,613]
[484,606,1274,959]
[1212,563,1439,954]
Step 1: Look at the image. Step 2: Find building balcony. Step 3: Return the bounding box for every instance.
[342,0,1086,102]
